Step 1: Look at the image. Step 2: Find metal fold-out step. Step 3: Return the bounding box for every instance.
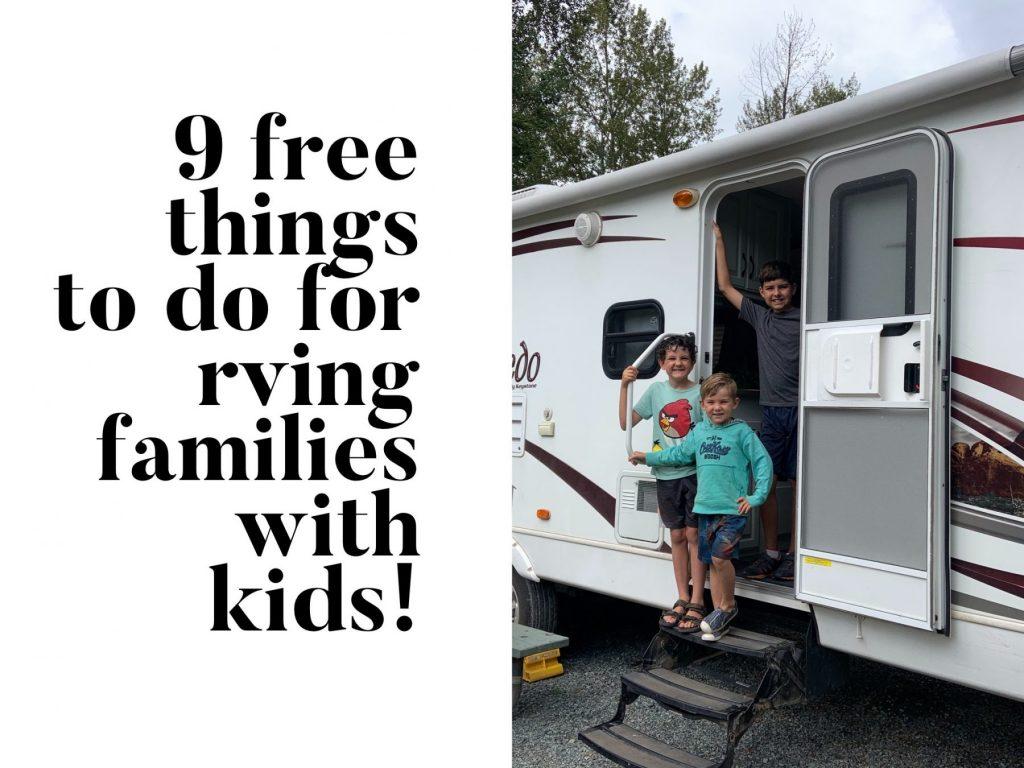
[580,722,716,768]
[581,617,813,768]
[621,668,753,720]
[660,624,795,659]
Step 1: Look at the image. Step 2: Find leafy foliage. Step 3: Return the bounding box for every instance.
[513,0,720,188]
[737,11,859,132]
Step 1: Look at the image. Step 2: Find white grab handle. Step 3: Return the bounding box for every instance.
[625,332,687,457]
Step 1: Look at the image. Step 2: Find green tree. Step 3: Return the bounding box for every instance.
[513,0,585,188]
[737,11,859,132]
[513,0,721,187]
[793,74,861,115]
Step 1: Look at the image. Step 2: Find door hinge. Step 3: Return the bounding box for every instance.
[941,369,949,391]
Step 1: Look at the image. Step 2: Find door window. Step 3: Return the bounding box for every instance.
[805,133,937,324]
[828,170,917,321]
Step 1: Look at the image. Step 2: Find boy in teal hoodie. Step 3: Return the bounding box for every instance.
[630,372,772,641]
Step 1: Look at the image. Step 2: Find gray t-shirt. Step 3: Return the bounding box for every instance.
[739,297,800,406]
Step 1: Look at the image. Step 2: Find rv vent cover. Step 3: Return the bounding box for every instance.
[574,212,602,247]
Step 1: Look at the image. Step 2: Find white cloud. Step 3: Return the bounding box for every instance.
[638,0,1019,135]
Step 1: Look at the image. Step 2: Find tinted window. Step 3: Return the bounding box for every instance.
[602,300,664,379]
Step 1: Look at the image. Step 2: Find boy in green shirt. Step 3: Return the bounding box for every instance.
[619,333,706,632]
[630,372,773,641]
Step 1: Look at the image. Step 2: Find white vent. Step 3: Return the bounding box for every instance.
[619,488,637,511]
[574,212,602,247]
[615,472,664,547]
[512,395,527,456]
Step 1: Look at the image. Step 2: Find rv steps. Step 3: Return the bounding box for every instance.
[620,669,753,720]
[580,723,716,768]
[660,624,795,659]
[579,620,809,768]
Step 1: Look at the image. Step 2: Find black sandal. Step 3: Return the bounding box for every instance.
[676,603,707,633]
[659,599,687,628]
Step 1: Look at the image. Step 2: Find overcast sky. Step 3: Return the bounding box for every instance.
[637,0,1024,135]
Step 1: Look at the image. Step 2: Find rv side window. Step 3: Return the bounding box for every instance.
[602,300,664,379]
[827,169,918,322]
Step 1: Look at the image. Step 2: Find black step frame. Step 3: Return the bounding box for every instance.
[580,622,807,768]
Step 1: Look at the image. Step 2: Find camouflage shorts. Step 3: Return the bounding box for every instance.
[697,514,748,564]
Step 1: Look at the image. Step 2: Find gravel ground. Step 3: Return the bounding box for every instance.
[513,591,1024,768]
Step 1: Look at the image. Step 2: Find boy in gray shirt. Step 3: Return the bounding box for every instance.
[712,221,799,580]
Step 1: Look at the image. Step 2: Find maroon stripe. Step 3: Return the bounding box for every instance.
[512,237,579,256]
[952,389,1024,435]
[512,215,636,242]
[951,357,1024,401]
[948,113,1024,134]
[953,237,1024,250]
[524,440,615,526]
[951,407,1024,462]
[951,558,1024,600]
[512,234,665,256]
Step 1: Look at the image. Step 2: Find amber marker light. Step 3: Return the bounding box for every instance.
[536,509,551,521]
[673,189,698,208]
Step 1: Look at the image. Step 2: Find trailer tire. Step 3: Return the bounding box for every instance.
[512,568,558,632]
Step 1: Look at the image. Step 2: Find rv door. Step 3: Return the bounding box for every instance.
[796,129,952,632]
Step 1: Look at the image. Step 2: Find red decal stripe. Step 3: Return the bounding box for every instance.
[952,390,1024,435]
[512,215,635,242]
[953,237,1024,250]
[512,236,578,255]
[512,234,664,256]
[951,357,1024,401]
[951,407,1024,462]
[948,113,1024,134]
[524,440,615,526]
[952,558,1024,600]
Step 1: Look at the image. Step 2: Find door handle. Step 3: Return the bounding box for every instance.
[904,363,921,393]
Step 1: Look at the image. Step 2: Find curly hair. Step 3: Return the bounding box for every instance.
[656,332,697,362]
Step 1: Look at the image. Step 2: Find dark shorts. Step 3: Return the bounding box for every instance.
[655,475,699,530]
[760,406,799,481]
[698,514,748,563]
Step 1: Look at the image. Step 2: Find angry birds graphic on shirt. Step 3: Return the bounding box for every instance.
[659,399,693,439]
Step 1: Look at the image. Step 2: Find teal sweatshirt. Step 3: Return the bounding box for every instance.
[646,419,773,516]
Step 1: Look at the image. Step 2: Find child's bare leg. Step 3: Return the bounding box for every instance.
[760,475,780,552]
[711,557,736,612]
[675,526,707,630]
[708,557,723,611]
[670,527,690,602]
[686,526,705,607]
[659,528,692,626]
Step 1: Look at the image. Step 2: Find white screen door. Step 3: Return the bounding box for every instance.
[795,129,952,632]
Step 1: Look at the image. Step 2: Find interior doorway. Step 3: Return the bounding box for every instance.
[709,173,805,574]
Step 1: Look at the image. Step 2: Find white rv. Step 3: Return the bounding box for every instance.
[512,45,1024,702]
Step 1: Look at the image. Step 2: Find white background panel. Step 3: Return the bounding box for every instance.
[2,3,509,766]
